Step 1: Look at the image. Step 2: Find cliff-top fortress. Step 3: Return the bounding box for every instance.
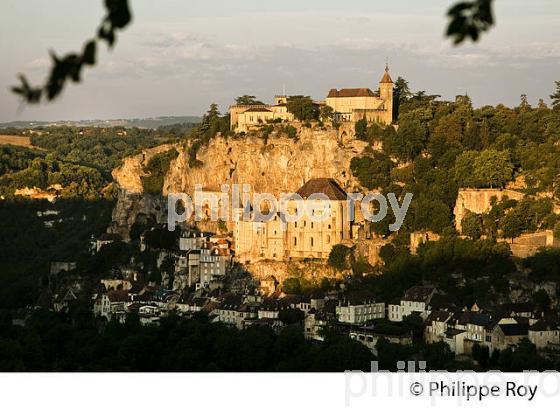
[229,65,394,133]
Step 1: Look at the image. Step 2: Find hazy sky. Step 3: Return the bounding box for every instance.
[1,0,559,121]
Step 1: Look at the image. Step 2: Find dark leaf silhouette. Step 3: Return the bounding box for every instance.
[446,0,495,45]
[12,0,132,104]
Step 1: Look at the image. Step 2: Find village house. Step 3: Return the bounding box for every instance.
[528,320,560,350]
[424,310,455,344]
[491,322,529,351]
[336,292,385,324]
[258,298,289,320]
[388,286,436,322]
[229,95,294,133]
[93,293,111,320]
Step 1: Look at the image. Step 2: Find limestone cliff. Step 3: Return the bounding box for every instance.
[163,124,367,196]
[111,125,369,238]
[453,188,525,233]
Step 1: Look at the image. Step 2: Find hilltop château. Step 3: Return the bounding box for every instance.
[229,65,394,133]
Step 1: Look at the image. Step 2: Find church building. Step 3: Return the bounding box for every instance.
[325,64,393,124]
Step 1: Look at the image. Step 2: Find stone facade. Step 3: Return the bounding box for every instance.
[499,230,560,258]
[453,188,525,233]
[233,178,351,262]
[230,96,294,133]
[325,65,393,125]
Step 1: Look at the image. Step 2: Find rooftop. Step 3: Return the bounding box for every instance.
[296,178,347,201]
[327,88,376,98]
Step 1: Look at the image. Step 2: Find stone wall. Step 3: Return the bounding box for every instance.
[499,230,560,258]
[454,188,525,233]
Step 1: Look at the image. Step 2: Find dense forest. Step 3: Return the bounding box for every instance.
[0,123,198,199]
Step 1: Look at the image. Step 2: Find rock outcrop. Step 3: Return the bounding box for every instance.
[454,188,525,233]
[163,125,367,196]
[111,125,369,238]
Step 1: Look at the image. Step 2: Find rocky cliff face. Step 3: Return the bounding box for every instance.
[109,144,174,239]
[453,188,525,233]
[111,125,369,238]
[163,124,367,195]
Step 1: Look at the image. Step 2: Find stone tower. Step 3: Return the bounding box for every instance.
[379,64,394,124]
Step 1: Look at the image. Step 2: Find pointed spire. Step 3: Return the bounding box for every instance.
[380,62,393,84]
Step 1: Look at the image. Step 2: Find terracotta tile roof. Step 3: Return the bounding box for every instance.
[244,107,272,113]
[327,88,376,98]
[296,178,347,201]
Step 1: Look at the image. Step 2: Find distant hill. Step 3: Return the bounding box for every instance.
[0,116,202,130]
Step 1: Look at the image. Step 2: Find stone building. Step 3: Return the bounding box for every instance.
[325,64,394,125]
[229,95,294,133]
[229,65,394,133]
[233,178,351,262]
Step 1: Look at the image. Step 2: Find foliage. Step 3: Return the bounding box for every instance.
[446,0,494,45]
[282,277,302,294]
[455,149,513,188]
[286,96,318,121]
[0,199,113,308]
[523,248,560,282]
[278,308,304,325]
[328,244,353,271]
[319,105,334,123]
[184,104,231,167]
[550,81,560,109]
[235,95,264,105]
[140,149,178,195]
[143,226,180,250]
[0,312,375,371]
[0,146,43,176]
[461,211,482,240]
[350,153,392,190]
[30,126,167,174]
[0,156,105,200]
[532,289,551,311]
[12,0,132,103]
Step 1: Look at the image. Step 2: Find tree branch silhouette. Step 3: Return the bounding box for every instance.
[446,0,495,45]
[12,0,132,103]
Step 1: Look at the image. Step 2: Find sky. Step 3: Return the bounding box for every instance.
[1,0,559,122]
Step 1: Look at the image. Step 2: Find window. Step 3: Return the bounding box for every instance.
[311,222,314,229]
[326,234,330,244]
[293,237,297,246]
[310,237,314,247]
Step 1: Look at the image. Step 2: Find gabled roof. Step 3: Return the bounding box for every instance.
[402,286,435,303]
[244,107,272,113]
[530,320,560,332]
[499,323,529,336]
[296,178,347,201]
[327,88,376,98]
